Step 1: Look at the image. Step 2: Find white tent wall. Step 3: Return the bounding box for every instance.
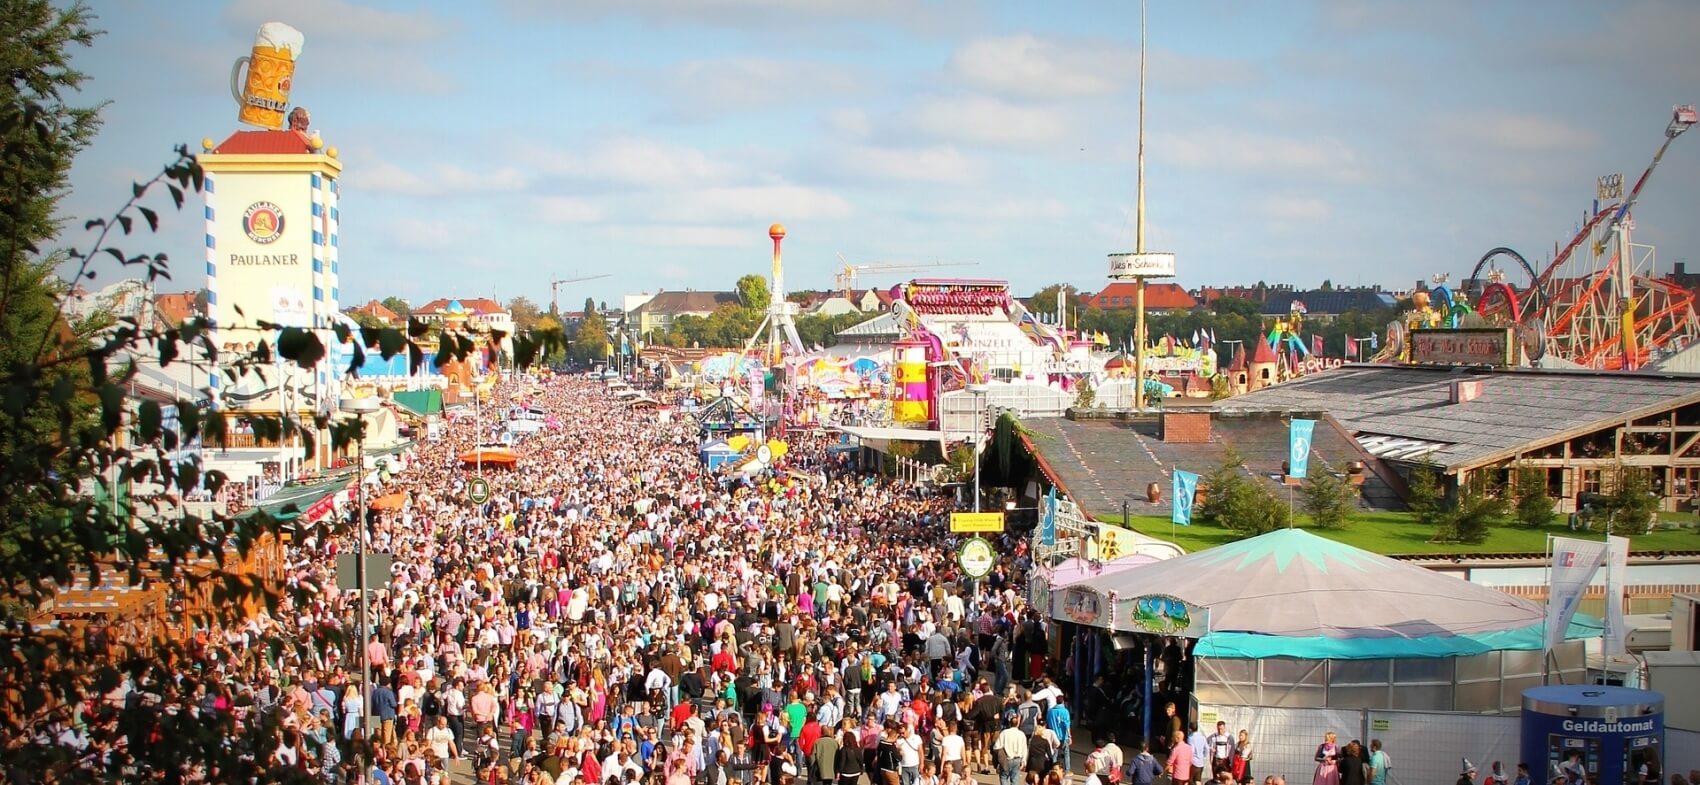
[1202,705,1519,785]
[1669,728,1700,781]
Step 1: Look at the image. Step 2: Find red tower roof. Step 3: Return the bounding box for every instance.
[1251,339,1279,365]
[211,130,315,155]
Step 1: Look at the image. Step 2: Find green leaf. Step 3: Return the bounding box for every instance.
[138,205,159,232]
[408,342,425,375]
[167,183,184,208]
[377,328,405,359]
[116,214,133,234]
[408,317,431,338]
[138,401,162,442]
[99,384,125,433]
[276,327,326,368]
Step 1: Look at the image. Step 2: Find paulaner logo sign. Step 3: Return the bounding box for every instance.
[1561,719,1655,733]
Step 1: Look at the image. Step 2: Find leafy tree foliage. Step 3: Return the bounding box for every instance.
[1513,462,1556,528]
[1299,469,1355,529]
[1438,472,1509,544]
[506,295,542,331]
[1603,465,1659,535]
[736,273,770,314]
[1198,448,1289,535]
[1406,463,1445,528]
[379,295,410,319]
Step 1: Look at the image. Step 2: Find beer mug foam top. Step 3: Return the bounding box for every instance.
[230,22,305,131]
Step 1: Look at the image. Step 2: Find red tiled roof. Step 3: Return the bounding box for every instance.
[210,130,315,155]
[1197,286,1270,305]
[1089,282,1197,310]
[349,300,400,323]
[153,292,198,327]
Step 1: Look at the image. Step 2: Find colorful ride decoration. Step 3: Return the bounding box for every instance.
[891,339,932,425]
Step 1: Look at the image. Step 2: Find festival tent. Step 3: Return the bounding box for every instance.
[1063,528,1601,659]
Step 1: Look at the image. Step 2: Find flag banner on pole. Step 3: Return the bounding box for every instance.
[1288,419,1315,478]
[1604,535,1630,655]
[1370,332,1379,350]
[1172,470,1200,525]
[1347,337,1358,359]
[1041,486,1057,547]
[1312,334,1324,356]
[1545,536,1608,650]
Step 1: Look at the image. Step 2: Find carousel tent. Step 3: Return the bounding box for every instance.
[1067,528,1600,660]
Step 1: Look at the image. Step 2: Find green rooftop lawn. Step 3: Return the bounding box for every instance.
[1106,510,1700,556]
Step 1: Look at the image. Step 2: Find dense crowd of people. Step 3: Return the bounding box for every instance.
[27,373,1099,784]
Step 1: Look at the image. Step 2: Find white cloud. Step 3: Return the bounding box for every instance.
[535,197,606,224]
[950,35,1256,98]
[224,0,444,42]
[835,145,983,184]
[1437,111,1599,153]
[1252,196,1332,222]
[603,225,750,248]
[353,161,529,196]
[654,185,852,222]
[914,97,1069,146]
[826,108,872,138]
[664,58,860,118]
[388,217,460,251]
[1156,128,1368,184]
[527,137,738,188]
[950,35,1123,98]
[927,197,1069,222]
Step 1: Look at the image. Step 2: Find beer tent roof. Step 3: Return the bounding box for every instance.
[1067,528,1601,659]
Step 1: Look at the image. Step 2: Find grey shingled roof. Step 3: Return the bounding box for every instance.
[1216,365,1700,471]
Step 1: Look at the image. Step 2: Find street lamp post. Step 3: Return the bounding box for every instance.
[339,395,379,781]
[967,382,988,512]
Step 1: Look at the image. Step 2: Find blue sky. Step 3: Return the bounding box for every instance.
[60,0,1700,308]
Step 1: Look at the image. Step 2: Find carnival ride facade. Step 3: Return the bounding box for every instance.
[1381,105,1699,370]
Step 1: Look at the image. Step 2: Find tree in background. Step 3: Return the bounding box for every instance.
[1406,463,1445,529]
[1438,473,1509,544]
[1299,468,1355,529]
[1198,448,1289,535]
[1513,462,1556,528]
[380,295,411,320]
[571,296,611,362]
[1025,283,1082,318]
[532,313,568,364]
[507,295,542,331]
[1604,465,1658,535]
[737,273,770,313]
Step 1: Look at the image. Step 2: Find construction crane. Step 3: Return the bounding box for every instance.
[833,253,979,293]
[550,273,611,314]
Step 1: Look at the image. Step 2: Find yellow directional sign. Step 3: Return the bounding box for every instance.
[950,512,1005,533]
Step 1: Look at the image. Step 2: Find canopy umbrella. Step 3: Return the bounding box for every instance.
[458,447,518,467]
[370,492,408,511]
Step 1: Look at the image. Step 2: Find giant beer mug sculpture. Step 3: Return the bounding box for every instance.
[230,23,305,130]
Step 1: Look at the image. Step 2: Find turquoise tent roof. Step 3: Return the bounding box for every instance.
[1067,528,1602,659]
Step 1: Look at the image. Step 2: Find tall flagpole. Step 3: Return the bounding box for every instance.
[1133,0,1148,411]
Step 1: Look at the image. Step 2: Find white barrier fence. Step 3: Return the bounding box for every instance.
[1201,705,1520,785]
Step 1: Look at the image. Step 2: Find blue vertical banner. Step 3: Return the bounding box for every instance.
[1171,470,1200,525]
[1040,486,1057,547]
[1289,418,1315,478]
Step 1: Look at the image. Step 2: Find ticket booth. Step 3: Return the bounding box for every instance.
[1521,685,1664,785]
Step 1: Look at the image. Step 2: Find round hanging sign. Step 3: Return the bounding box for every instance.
[468,477,491,505]
[958,536,996,579]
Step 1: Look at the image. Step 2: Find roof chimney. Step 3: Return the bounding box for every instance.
[1450,379,1483,404]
